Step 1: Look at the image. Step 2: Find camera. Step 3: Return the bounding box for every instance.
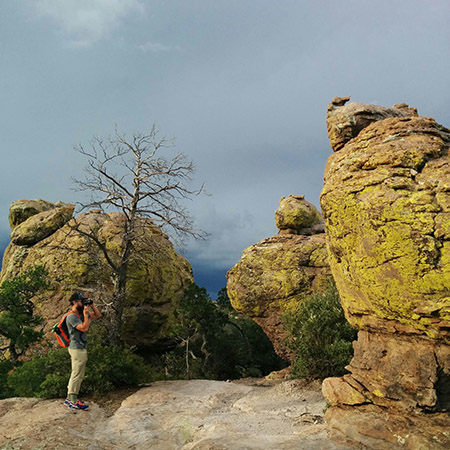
[82,299,93,306]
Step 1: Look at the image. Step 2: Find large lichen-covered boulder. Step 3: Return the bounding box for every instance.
[227,196,330,361]
[322,100,450,338]
[1,204,193,351]
[320,98,450,449]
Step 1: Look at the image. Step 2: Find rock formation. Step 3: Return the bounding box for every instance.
[1,200,193,351]
[326,96,418,152]
[321,97,450,449]
[227,195,331,361]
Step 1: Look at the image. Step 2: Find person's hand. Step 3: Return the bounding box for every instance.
[83,307,90,319]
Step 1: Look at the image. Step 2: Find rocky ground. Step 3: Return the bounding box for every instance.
[0,378,349,450]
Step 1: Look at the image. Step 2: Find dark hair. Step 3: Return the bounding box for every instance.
[69,292,86,303]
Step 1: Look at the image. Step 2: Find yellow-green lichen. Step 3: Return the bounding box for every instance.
[227,234,330,318]
[321,115,450,339]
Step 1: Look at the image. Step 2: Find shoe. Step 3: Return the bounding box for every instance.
[74,400,89,410]
[66,400,80,410]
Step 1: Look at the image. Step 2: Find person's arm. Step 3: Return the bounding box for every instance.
[89,302,102,320]
[75,308,91,332]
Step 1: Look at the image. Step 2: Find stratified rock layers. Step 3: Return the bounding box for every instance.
[227,196,331,361]
[321,98,450,449]
[1,201,193,351]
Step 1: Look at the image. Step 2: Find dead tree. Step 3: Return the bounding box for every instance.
[71,126,206,345]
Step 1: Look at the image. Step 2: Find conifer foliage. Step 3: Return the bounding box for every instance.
[0,266,48,365]
[283,281,357,379]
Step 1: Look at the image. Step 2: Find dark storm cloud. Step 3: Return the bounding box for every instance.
[1,1,449,292]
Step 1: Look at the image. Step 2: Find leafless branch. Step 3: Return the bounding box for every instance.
[70,126,207,344]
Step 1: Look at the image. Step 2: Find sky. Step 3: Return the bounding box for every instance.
[1,0,449,297]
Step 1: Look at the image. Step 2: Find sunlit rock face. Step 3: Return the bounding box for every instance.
[1,201,193,351]
[227,196,331,361]
[321,97,450,449]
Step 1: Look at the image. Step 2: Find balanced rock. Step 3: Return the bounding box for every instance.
[275,195,324,235]
[10,203,75,246]
[227,196,330,361]
[321,98,450,449]
[1,205,193,351]
[8,199,62,229]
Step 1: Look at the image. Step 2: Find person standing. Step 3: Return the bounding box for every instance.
[65,292,101,410]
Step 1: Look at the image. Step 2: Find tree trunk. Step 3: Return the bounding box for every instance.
[109,269,127,347]
[108,218,134,347]
[9,343,18,366]
[186,337,190,380]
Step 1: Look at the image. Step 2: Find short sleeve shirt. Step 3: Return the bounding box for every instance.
[66,313,88,349]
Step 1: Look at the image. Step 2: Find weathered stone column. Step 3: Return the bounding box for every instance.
[320,97,450,449]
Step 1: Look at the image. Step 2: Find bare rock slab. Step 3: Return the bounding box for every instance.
[326,405,450,450]
[96,379,346,450]
[0,379,349,450]
[0,397,106,449]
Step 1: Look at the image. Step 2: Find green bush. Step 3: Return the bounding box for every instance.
[7,334,152,398]
[7,348,70,397]
[82,334,152,394]
[0,359,14,399]
[0,266,48,365]
[283,281,357,379]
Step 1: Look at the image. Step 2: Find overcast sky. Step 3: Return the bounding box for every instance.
[1,0,449,296]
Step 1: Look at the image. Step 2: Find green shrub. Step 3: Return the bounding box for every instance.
[4,283,285,399]
[0,266,48,365]
[7,348,70,397]
[82,334,152,394]
[0,359,14,399]
[283,281,357,379]
[7,334,152,398]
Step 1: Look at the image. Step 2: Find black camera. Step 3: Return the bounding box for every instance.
[82,299,93,306]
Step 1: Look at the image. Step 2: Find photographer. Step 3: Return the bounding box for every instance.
[65,291,101,410]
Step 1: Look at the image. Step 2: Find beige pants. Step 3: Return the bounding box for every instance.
[67,348,87,396]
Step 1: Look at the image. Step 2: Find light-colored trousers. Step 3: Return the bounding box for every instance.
[67,348,88,396]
